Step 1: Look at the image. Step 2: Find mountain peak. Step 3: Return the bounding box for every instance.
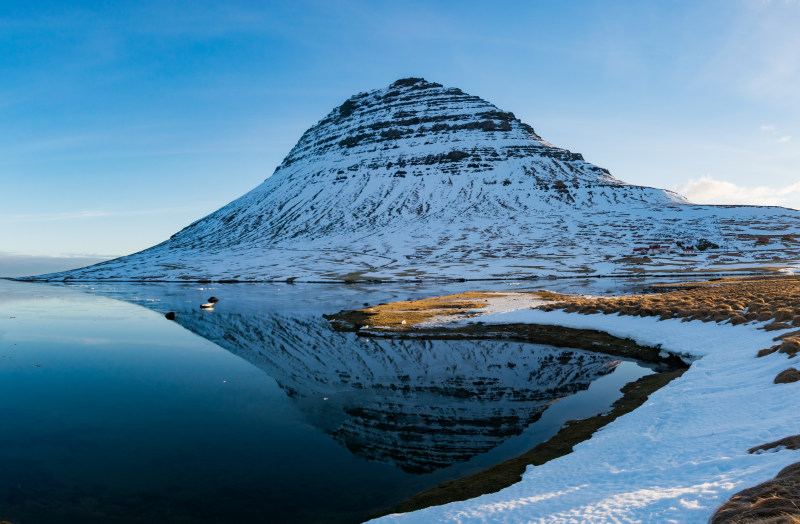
[389,77,437,88]
[278,77,596,183]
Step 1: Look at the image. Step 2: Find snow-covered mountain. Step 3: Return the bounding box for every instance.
[26,78,800,281]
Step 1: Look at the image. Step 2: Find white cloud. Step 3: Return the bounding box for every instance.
[675,174,800,208]
[757,124,792,143]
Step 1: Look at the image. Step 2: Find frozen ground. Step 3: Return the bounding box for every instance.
[373,308,800,523]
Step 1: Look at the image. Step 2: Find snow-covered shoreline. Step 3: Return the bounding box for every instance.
[372,309,800,523]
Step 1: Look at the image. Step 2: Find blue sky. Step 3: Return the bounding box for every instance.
[1,0,799,275]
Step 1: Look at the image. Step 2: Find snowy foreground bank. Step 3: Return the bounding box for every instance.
[373,309,800,523]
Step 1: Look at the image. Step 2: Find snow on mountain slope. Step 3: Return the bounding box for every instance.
[24,78,800,282]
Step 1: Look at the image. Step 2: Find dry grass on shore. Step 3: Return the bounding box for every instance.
[326,291,546,329]
[710,461,800,524]
[540,276,800,369]
[327,277,800,367]
[539,276,800,329]
[330,277,800,333]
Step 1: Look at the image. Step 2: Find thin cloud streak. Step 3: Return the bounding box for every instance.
[0,205,212,224]
[0,252,115,278]
[757,124,792,144]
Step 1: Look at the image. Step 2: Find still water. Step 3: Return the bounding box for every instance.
[0,279,659,523]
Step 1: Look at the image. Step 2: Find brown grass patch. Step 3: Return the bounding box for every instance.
[328,276,800,335]
[758,346,781,358]
[710,462,800,523]
[749,435,800,454]
[325,291,555,330]
[758,334,800,359]
[774,368,800,384]
[328,277,800,346]
[538,275,800,329]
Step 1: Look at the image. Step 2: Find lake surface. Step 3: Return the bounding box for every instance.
[0,278,662,523]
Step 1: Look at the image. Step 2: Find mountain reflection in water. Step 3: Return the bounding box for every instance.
[95,282,622,474]
[1,280,653,524]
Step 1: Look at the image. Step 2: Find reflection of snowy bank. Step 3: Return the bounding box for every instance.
[175,311,623,474]
[374,311,800,523]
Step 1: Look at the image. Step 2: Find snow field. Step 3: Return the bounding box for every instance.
[373,309,800,523]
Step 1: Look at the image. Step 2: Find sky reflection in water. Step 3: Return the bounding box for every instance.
[0,280,655,523]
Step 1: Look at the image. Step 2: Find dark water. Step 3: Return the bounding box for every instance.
[0,279,660,524]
